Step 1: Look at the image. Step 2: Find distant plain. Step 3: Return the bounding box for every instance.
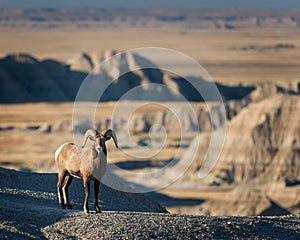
[1,26,299,87]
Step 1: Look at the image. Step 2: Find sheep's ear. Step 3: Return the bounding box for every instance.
[89,136,95,141]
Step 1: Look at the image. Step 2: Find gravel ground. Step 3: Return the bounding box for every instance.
[1,206,299,239]
[0,167,300,239]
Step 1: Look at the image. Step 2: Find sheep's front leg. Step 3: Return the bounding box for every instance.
[83,177,90,213]
[94,180,101,213]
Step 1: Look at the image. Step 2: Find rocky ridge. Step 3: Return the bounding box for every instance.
[0,167,299,239]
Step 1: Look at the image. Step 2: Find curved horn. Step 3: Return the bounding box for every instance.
[82,129,98,148]
[103,129,118,148]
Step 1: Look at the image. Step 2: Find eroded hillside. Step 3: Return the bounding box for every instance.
[180,94,300,215]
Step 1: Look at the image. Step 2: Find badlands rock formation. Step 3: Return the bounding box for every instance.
[0,53,84,103]
[208,94,299,185]
[181,94,300,215]
[0,52,254,103]
[67,50,118,72]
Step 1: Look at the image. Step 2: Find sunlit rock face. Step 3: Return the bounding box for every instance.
[180,94,300,215]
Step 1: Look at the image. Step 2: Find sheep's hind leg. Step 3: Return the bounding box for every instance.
[83,177,90,213]
[57,171,66,209]
[94,180,101,213]
[63,174,73,209]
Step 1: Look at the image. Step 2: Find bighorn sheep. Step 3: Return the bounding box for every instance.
[55,129,118,213]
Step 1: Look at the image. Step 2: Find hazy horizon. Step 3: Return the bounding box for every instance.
[0,0,300,9]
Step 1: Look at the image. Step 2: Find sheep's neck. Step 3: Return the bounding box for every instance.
[101,144,107,155]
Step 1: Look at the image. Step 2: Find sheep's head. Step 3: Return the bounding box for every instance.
[82,129,118,152]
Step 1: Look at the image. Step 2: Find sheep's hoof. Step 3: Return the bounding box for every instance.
[95,208,102,213]
[84,209,89,214]
[66,204,73,209]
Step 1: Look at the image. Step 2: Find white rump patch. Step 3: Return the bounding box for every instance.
[55,143,68,160]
